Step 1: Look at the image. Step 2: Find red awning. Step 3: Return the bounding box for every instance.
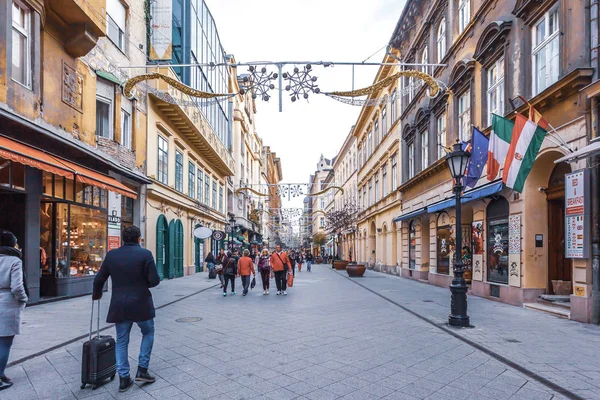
[0,135,137,199]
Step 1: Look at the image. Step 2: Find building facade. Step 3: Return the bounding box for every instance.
[263,146,283,248]
[308,155,333,255]
[0,0,150,302]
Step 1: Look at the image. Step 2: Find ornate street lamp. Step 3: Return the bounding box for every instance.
[445,140,471,328]
[228,213,236,252]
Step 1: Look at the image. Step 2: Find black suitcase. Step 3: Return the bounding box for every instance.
[208,268,216,279]
[81,300,116,390]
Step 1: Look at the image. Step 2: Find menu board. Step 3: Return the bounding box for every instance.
[565,170,589,259]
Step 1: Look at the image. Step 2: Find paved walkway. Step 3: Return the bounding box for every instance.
[0,264,595,399]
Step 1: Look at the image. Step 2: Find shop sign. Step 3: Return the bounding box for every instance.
[212,230,225,241]
[149,0,172,60]
[108,210,121,230]
[565,170,590,258]
[108,235,120,251]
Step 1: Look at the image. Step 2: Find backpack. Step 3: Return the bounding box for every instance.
[223,258,236,275]
[258,256,270,271]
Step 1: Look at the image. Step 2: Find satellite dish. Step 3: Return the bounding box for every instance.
[193,226,213,239]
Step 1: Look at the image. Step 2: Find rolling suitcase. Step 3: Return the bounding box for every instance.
[208,268,216,279]
[81,300,116,390]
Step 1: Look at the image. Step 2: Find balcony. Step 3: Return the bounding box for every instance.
[149,67,235,176]
[46,0,107,57]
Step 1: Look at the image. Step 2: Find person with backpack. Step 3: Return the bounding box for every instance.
[222,251,238,296]
[205,251,216,278]
[256,249,271,295]
[270,245,291,295]
[216,249,226,288]
[238,249,255,296]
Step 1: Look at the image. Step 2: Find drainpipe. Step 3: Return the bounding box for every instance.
[590,0,600,324]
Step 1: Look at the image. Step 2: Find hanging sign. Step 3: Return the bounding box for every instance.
[149,0,172,61]
[565,170,590,259]
[193,226,212,240]
[212,230,225,241]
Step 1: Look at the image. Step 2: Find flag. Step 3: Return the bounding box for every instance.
[502,113,547,193]
[487,114,514,181]
[464,127,489,189]
[518,95,549,130]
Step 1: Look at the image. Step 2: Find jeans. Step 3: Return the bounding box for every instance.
[260,269,270,290]
[241,275,251,294]
[307,261,312,272]
[274,270,287,291]
[223,274,235,293]
[218,273,224,285]
[115,320,155,378]
[0,336,15,377]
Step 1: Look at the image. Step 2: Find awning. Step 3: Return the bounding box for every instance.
[0,135,74,179]
[427,181,504,214]
[0,135,137,199]
[96,70,122,85]
[555,139,600,164]
[427,198,454,214]
[393,207,427,222]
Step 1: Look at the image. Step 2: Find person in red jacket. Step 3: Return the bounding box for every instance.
[237,249,255,296]
[270,245,291,295]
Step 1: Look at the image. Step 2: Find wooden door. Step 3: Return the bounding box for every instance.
[547,199,571,293]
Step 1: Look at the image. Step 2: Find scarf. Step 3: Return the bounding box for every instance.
[0,246,29,297]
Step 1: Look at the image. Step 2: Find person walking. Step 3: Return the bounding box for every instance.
[222,251,237,296]
[238,249,255,296]
[305,251,313,272]
[205,251,216,273]
[0,230,28,392]
[270,245,291,295]
[297,252,303,272]
[216,248,226,288]
[92,226,160,393]
[256,249,271,295]
[289,250,297,277]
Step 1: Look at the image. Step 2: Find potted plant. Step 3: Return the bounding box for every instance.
[325,202,365,276]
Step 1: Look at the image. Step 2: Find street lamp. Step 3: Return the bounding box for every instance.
[228,213,236,252]
[445,140,471,328]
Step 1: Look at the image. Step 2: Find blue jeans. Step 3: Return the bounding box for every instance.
[306,261,312,272]
[115,320,155,378]
[0,336,15,377]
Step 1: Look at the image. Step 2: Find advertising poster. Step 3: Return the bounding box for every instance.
[508,214,521,287]
[565,170,589,259]
[472,221,483,281]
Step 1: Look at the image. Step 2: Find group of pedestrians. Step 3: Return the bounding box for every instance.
[205,246,315,297]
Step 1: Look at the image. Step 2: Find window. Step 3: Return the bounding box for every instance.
[368,130,373,155]
[157,136,168,184]
[391,90,397,123]
[121,110,131,149]
[362,186,366,209]
[175,151,183,192]
[197,170,203,202]
[437,113,447,160]
[437,18,446,61]
[391,155,397,190]
[458,0,470,34]
[96,100,111,139]
[374,120,379,146]
[532,7,560,95]
[375,173,379,203]
[381,106,387,136]
[204,175,210,205]
[107,0,126,51]
[487,58,505,126]
[11,0,31,87]
[212,180,217,208]
[408,143,415,179]
[404,74,414,106]
[382,164,387,197]
[219,185,223,212]
[368,179,373,207]
[420,46,429,78]
[458,92,471,142]
[188,162,195,198]
[421,131,429,170]
[320,217,325,228]
[320,198,325,209]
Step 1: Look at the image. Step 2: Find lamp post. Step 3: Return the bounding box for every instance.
[228,213,236,252]
[445,140,471,328]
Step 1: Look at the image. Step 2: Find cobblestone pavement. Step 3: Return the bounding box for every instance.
[0,265,590,400]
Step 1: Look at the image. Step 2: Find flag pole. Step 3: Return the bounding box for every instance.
[516,95,573,152]
[511,111,571,153]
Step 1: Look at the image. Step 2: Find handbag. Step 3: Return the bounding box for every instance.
[275,252,290,271]
[250,277,256,289]
[287,273,294,288]
[215,264,223,272]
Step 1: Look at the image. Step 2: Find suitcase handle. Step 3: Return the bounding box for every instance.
[89,299,101,341]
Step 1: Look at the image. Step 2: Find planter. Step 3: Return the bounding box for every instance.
[346,263,366,277]
[333,260,349,270]
[551,280,572,295]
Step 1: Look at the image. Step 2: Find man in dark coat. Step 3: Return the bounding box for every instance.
[93,226,160,392]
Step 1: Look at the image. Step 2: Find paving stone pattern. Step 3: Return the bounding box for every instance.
[0,265,584,399]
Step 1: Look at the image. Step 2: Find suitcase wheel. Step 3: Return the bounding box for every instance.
[80,384,86,390]
[92,384,98,390]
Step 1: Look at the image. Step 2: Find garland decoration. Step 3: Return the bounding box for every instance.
[234,187,270,197]
[123,73,230,99]
[306,186,344,197]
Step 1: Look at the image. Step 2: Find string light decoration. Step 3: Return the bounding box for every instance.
[143,83,235,107]
[123,73,230,99]
[240,66,278,101]
[283,64,320,102]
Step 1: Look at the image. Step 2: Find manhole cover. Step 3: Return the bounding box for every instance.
[176,317,203,323]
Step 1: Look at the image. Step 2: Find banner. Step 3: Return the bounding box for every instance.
[508,214,521,287]
[149,0,173,61]
[565,170,589,259]
[472,221,483,281]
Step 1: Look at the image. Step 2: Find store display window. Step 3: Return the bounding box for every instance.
[0,156,25,190]
[436,212,451,275]
[487,197,509,284]
[409,221,416,270]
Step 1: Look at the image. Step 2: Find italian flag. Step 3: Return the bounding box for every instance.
[487,114,513,181]
[502,113,548,193]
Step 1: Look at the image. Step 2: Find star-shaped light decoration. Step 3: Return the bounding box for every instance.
[283,64,320,102]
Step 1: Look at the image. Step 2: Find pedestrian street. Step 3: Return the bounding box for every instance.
[4,264,597,400]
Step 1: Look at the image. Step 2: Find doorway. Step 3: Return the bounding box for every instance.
[546,162,572,294]
[156,215,169,280]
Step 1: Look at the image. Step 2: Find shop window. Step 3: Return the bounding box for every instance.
[487,196,509,284]
[64,177,74,201]
[0,158,25,190]
[55,176,65,199]
[409,221,416,269]
[11,0,31,88]
[43,171,53,196]
[532,6,560,95]
[121,195,134,229]
[437,212,451,275]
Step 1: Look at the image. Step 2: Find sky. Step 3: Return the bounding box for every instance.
[206,0,407,213]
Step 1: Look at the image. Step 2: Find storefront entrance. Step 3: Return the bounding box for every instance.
[546,162,572,294]
[156,215,169,280]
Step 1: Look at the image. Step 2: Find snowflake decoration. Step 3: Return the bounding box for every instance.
[283,64,320,102]
[240,66,278,101]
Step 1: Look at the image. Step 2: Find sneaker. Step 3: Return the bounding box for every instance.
[232,291,236,295]
[0,376,11,384]
[223,292,227,297]
[263,290,267,295]
[0,380,13,391]
[135,367,156,384]
[243,292,247,296]
[283,291,288,295]
[276,291,281,295]
[266,290,270,295]
[119,376,134,392]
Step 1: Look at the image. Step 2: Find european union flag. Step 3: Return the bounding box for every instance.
[464,127,489,189]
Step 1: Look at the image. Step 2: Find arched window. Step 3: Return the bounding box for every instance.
[421,46,429,75]
[437,18,446,61]
[486,196,509,284]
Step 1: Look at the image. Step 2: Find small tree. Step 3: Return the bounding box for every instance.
[325,201,360,260]
[313,231,327,247]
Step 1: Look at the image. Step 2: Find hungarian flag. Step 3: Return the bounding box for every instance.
[518,95,549,130]
[502,113,547,193]
[487,114,514,181]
